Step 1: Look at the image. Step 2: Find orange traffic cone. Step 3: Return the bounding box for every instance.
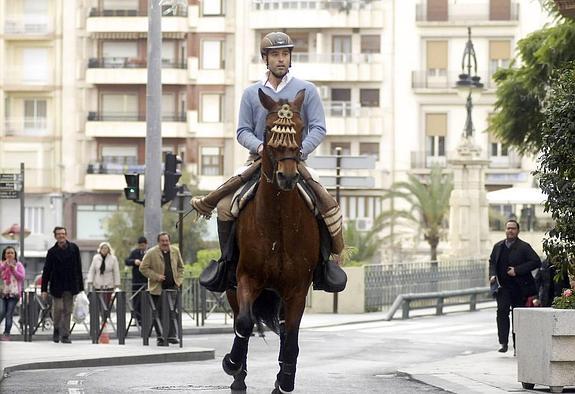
[99,322,110,344]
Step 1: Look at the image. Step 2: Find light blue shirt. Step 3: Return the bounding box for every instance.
[236,75,327,160]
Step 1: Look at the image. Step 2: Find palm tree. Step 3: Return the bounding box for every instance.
[377,166,453,261]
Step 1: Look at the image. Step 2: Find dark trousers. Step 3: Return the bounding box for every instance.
[151,292,177,339]
[131,283,146,324]
[496,286,523,346]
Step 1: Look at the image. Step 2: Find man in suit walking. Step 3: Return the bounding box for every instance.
[489,219,541,353]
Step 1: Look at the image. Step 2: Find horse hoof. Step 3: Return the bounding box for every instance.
[222,353,243,376]
[230,370,247,391]
[271,380,292,393]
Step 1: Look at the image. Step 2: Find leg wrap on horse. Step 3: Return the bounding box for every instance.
[191,160,261,217]
[276,362,297,393]
[297,163,344,255]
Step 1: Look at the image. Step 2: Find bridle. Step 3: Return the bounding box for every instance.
[262,104,302,185]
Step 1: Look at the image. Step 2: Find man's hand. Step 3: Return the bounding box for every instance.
[257,144,264,156]
[158,274,166,281]
[41,292,48,301]
[135,259,141,266]
[507,267,516,277]
[490,276,497,284]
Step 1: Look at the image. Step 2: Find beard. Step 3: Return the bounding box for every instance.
[269,66,288,79]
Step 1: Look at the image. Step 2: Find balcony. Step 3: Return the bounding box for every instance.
[86,58,189,84]
[411,151,448,169]
[187,110,228,138]
[415,1,519,23]
[86,6,191,35]
[85,112,188,138]
[412,70,497,92]
[3,66,55,89]
[488,153,522,169]
[4,15,54,36]
[186,57,231,85]
[4,117,52,137]
[324,102,382,135]
[249,0,383,29]
[85,162,144,191]
[250,53,383,82]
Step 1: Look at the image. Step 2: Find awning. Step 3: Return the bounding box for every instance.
[486,187,547,205]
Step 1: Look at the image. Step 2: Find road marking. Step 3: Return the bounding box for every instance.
[67,380,81,385]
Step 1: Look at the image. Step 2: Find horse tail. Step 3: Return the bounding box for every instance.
[252,289,281,335]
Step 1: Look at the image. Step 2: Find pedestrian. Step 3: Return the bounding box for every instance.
[125,236,148,326]
[191,31,344,292]
[0,246,25,341]
[534,259,571,307]
[489,219,541,353]
[41,226,84,344]
[86,242,120,306]
[139,232,184,346]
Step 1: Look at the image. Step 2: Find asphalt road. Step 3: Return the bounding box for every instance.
[1,309,497,393]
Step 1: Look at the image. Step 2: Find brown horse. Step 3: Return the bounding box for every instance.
[222,88,320,393]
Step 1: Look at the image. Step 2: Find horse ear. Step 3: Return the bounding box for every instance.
[293,89,306,112]
[258,88,275,111]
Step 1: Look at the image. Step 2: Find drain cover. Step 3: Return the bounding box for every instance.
[150,384,229,391]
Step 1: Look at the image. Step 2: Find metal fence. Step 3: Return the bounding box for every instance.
[364,258,489,311]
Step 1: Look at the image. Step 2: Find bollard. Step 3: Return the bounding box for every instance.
[141,291,152,346]
[402,299,410,320]
[436,297,444,315]
[116,290,126,345]
[160,290,169,346]
[89,290,99,344]
[177,288,183,348]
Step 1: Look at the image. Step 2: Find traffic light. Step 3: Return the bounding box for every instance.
[163,152,182,204]
[124,173,140,201]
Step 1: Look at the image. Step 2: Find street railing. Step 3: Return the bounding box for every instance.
[364,258,489,311]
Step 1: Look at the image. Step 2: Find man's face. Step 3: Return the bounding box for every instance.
[54,229,67,244]
[266,48,291,78]
[158,235,170,251]
[138,242,147,251]
[505,222,519,241]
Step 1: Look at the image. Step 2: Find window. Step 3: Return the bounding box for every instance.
[360,142,379,160]
[200,93,222,122]
[425,113,447,157]
[330,88,351,117]
[101,145,137,165]
[102,41,138,65]
[361,35,380,54]
[360,89,379,107]
[201,147,223,176]
[162,93,176,120]
[489,133,509,157]
[489,40,511,75]
[25,207,44,234]
[330,142,351,155]
[332,35,352,63]
[162,40,176,65]
[76,204,117,240]
[24,99,47,132]
[202,0,224,16]
[201,40,224,69]
[101,93,138,120]
[22,48,49,83]
[426,41,448,76]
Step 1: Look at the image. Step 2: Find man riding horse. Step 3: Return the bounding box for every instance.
[191,32,344,292]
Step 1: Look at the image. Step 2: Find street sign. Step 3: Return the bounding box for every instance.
[319,176,375,188]
[306,155,376,170]
[0,173,23,192]
[0,190,19,199]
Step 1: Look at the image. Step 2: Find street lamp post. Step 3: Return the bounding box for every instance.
[447,27,490,259]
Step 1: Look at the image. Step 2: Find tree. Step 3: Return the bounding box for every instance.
[536,61,575,280]
[378,166,453,261]
[342,221,381,264]
[104,195,208,266]
[489,6,575,154]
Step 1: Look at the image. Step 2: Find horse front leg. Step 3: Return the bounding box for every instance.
[223,275,260,391]
[274,295,306,393]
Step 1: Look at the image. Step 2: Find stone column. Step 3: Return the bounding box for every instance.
[447,136,490,258]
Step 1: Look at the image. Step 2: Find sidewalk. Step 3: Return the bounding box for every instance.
[0,301,535,393]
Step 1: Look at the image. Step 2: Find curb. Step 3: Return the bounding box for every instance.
[1,348,215,377]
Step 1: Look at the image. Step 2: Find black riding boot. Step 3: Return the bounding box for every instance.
[199,220,236,292]
[312,221,347,292]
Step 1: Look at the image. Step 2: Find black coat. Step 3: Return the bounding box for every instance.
[489,238,541,300]
[125,248,148,285]
[41,241,84,297]
[535,260,572,307]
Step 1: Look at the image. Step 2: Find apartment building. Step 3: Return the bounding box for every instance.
[0,0,551,264]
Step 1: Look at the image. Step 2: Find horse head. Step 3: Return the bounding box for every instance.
[258,88,305,191]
